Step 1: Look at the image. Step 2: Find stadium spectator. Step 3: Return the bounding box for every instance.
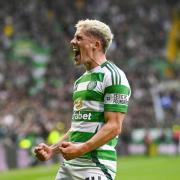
[0,0,180,170]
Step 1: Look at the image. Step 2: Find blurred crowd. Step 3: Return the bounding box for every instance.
[0,0,180,169]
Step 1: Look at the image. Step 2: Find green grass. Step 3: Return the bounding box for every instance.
[1,156,180,180]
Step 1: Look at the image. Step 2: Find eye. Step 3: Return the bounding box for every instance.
[76,35,82,41]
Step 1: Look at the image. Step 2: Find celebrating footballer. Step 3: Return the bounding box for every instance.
[34,19,131,180]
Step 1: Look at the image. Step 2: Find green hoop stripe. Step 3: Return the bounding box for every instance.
[107,138,118,147]
[81,149,116,161]
[73,90,103,102]
[104,104,128,113]
[69,131,118,146]
[69,131,93,142]
[105,85,130,95]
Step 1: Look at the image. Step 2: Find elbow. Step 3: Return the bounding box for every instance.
[112,126,122,137]
[116,127,122,136]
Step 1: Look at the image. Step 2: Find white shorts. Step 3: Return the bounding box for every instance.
[55,163,115,180]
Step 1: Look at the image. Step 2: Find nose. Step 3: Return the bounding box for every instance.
[70,37,76,46]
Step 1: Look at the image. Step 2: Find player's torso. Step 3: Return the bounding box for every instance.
[73,67,105,112]
[67,61,130,174]
[71,66,106,137]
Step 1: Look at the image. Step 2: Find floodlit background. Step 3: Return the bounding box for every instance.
[0,0,180,179]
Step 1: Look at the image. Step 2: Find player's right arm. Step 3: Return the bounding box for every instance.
[34,130,70,161]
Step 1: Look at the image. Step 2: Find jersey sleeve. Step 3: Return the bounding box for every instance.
[104,71,131,113]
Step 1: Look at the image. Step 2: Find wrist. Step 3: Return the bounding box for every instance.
[80,142,92,154]
[50,145,58,155]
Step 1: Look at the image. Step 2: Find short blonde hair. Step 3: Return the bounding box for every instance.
[75,19,114,53]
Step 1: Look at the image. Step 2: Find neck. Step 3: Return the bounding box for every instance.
[84,54,106,70]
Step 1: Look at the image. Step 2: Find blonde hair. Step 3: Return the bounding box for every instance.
[75,19,114,53]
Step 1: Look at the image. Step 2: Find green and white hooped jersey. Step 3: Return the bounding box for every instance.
[65,61,131,179]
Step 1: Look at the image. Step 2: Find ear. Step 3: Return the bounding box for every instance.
[92,40,101,51]
[95,40,101,49]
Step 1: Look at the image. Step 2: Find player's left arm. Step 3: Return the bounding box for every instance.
[80,111,125,152]
[60,111,125,160]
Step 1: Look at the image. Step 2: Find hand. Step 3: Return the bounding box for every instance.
[34,143,53,161]
[59,142,85,160]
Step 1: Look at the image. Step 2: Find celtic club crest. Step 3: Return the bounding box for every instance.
[87,81,97,90]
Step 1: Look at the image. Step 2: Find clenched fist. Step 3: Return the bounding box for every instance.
[34,143,53,161]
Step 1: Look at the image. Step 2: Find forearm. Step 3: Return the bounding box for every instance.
[50,131,69,155]
[59,113,125,160]
[81,112,125,155]
[81,123,120,154]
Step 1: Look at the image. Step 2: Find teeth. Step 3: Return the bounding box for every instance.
[72,47,80,58]
[73,48,79,52]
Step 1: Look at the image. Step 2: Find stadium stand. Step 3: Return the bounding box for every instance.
[0,0,179,170]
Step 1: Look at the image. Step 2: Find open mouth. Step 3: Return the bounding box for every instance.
[73,47,80,61]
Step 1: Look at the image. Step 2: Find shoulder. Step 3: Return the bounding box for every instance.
[74,72,87,85]
[101,61,129,87]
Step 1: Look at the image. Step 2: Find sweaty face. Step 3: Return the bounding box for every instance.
[71,28,95,66]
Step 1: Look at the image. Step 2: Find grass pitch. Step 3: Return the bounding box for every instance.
[1,156,180,180]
